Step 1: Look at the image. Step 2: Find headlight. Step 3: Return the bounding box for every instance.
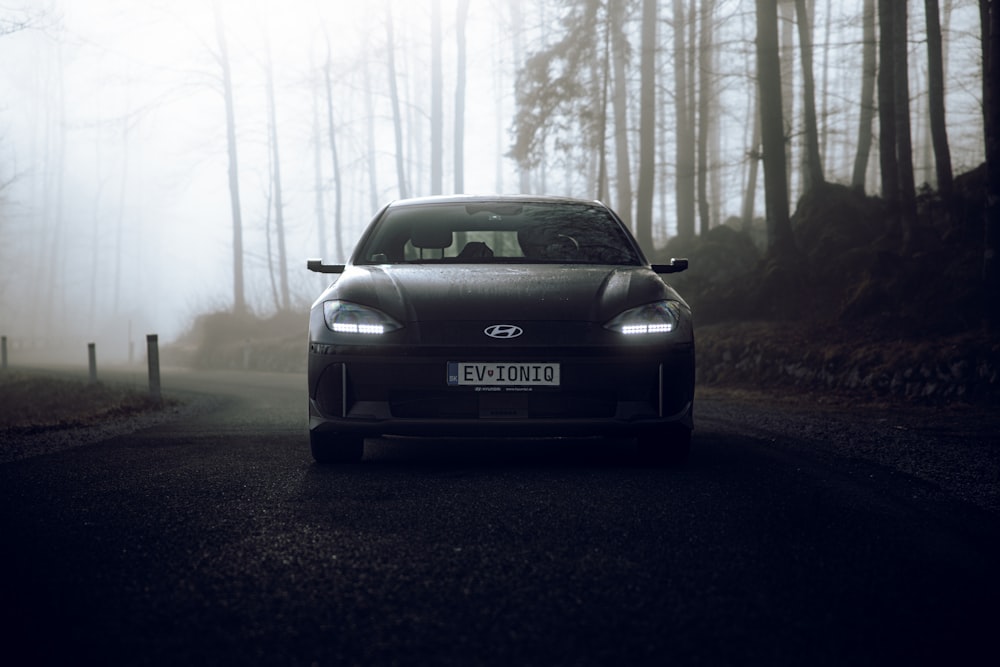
[323,301,403,335]
[604,300,681,335]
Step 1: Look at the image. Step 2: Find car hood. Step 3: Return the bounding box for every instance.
[324,265,684,323]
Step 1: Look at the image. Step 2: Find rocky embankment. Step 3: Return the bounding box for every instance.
[697,322,999,404]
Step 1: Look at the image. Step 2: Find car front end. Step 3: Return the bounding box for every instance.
[306,196,694,463]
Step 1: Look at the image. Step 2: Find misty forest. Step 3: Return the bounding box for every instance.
[0,0,997,378]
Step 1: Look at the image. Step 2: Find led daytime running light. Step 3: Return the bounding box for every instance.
[604,300,680,336]
[332,323,386,335]
[323,300,402,335]
[621,323,674,335]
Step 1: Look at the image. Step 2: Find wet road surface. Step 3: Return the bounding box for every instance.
[1,370,997,666]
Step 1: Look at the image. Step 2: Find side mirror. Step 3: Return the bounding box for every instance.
[307,259,345,274]
[651,258,688,274]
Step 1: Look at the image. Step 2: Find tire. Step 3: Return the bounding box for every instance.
[310,431,364,464]
[636,424,691,466]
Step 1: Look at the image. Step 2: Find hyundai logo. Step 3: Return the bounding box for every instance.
[484,324,523,339]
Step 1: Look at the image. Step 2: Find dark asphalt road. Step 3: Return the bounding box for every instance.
[1,370,998,666]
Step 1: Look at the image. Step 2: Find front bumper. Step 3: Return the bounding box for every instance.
[308,343,694,439]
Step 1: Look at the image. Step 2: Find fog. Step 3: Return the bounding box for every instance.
[0,0,986,363]
[0,0,516,360]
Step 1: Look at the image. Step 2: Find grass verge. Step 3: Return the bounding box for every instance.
[0,371,174,434]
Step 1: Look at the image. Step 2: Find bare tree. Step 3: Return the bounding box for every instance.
[672,0,695,241]
[311,81,327,262]
[795,0,824,193]
[212,0,245,315]
[323,36,344,261]
[892,0,918,250]
[852,0,877,191]
[88,124,109,335]
[454,0,471,194]
[877,0,899,228]
[756,0,794,257]
[819,0,833,165]
[610,0,632,228]
[982,0,1000,329]
[635,0,657,252]
[431,0,443,195]
[876,0,918,249]
[925,0,954,210]
[697,0,715,235]
[741,85,761,232]
[592,13,609,201]
[385,6,409,199]
[779,0,796,197]
[363,55,380,213]
[741,6,761,233]
[263,31,289,310]
[113,107,133,318]
[263,141,280,311]
[0,4,51,36]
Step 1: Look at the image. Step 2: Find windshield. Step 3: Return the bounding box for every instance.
[354,201,643,266]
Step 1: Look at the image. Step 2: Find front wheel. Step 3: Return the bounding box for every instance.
[310,431,365,464]
[636,424,691,466]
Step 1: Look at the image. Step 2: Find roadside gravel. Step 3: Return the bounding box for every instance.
[698,386,1000,516]
[0,392,219,465]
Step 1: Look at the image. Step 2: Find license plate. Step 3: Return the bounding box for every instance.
[447,362,560,386]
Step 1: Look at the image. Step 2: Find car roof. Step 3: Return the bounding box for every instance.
[384,194,608,209]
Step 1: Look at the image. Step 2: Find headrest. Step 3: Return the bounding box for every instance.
[410,225,453,249]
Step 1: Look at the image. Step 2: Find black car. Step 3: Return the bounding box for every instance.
[306,195,694,464]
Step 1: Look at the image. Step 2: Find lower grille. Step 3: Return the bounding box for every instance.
[388,389,617,419]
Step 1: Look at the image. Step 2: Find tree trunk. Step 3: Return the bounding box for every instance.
[34,49,68,332]
[925,0,954,209]
[596,12,610,202]
[264,35,289,311]
[852,0,877,191]
[324,39,344,261]
[263,153,280,312]
[212,0,245,315]
[114,108,128,316]
[795,0,824,193]
[431,0,443,196]
[385,8,409,199]
[311,79,327,263]
[687,0,698,217]
[742,86,761,232]
[454,0,471,194]
[756,0,794,257]
[610,0,632,228]
[982,0,1000,329]
[635,0,657,252]
[89,127,105,335]
[877,0,899,231]
[892,0,918,251]
[697,0,714,235]
[672,0,695,241]
[820,0,833,167]
[363,57,379,213]
[779,0,796,199]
